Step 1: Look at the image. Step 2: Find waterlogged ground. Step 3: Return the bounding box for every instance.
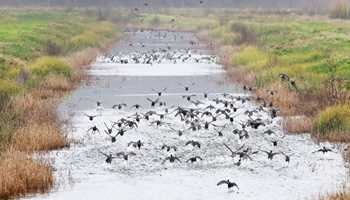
[25,31,347,200]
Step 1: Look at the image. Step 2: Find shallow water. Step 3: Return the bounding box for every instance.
[25,30,347,200]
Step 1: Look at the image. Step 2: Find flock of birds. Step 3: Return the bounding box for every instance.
[97,49,216,65]
[76,26,338,193]
[97,31,216,65]
[83,82,335,192]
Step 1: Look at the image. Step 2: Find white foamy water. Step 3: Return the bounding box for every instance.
[88,63,224,76]
[25,97,347,200]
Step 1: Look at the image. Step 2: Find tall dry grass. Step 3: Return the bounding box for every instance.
[8,61,82,153]
[0,150,53,199]
[256,82,301,116]
[312,104,350,143]
[0,32,120,199]
[11,122,68,152]
[283,116,313,134]
[321,191,350,200]
[0,72,71,199]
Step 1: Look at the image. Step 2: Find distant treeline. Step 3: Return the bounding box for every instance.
[0,0,336,10]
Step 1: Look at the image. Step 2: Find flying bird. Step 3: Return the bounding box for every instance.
[217,179,239,190]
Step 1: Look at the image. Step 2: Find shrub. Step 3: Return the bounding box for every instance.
[29,57,72,78]
[313,104,350,136]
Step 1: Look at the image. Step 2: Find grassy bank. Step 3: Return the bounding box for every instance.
[205,14,350,140]
[136,10,350,141]
[0,9,121,199]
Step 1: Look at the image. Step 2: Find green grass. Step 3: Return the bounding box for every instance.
[0,10,119,94]
[0,9,121,146]
[136,10,350,94]
[208,15,350,93]
[136,9,350,136]
[29,57,72,78]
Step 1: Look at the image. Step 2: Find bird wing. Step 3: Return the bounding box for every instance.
[312,149,322,153]
[175,157,181,163]
[99,151,109,157]
[146,98,153,102]
[194,142,201,148]
[217,180,228,186]
[127,142,135,146]
[223,143,235,155]
[196,156,203,160]
[162,157,170,163]
[260,150,269,154]
[116,152,125,157]
[104,130,111,136]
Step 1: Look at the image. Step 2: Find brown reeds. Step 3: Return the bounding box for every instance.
[283,116,313,134]
[0,150,53,199]
[321,191,350,200]
[11,122,68,152]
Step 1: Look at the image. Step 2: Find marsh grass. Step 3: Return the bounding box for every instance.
[313,104,350,142]
[11,122,68,152]
[0,150,53,199]
[322,191,350,200]
[283,116,313,134]
[0,9,122,199]
[29,57,72,78]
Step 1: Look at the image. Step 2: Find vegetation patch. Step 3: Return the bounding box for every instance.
[313,104,350,141]
[29,57,72,78]
[0,150,53,199]
[0,8,122,199]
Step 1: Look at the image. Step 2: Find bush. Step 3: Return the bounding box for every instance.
[29,57,72,78]
[313,104,350,136]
